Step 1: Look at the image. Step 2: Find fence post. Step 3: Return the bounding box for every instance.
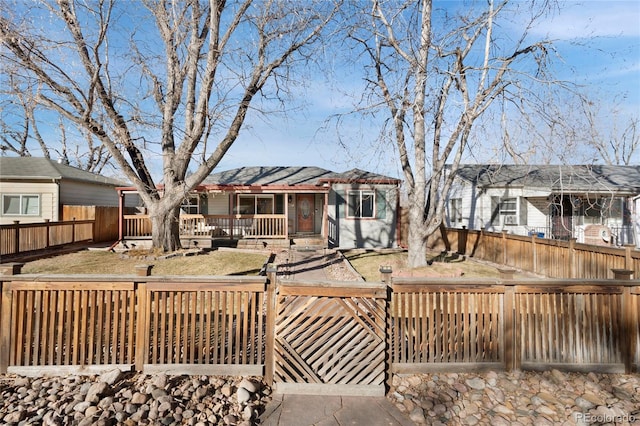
[504,285,516,371]
[569,238,577,279]
[0,263,24,276]
[612,269,635,373]
[379,265,392,283]
[71,217,76,243]
[383,271,392,392]
[0,282,12,374]
[624,245,634,271]
[44,219,51,249]
[531,233,538,275]
[458,226,468,256]
[264,264,278,387]
[134,281,148,372]
[502,230,508,266]
[13,220,20,255]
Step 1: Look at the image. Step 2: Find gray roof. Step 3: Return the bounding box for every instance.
[0,157,125,187]
[203,166,400,186]
[454,164,640,193]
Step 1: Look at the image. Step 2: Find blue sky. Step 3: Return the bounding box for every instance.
[3,1,639,180]
[211,1,640,179]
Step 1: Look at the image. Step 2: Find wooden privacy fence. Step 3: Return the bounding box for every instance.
[431,228,640,280]
[62,206,119,243]
[0,275,268,378]
[0,219,94,257]
[389,277,639,375]
[1,271,638,393]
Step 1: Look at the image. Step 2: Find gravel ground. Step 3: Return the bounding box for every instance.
[390,370,640,425]
[0,371,270,425]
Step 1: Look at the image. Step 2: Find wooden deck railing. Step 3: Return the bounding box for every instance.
[1,271,638,379]
[0,219,94,257]
[431,228,640,280]
[123,214,287,239]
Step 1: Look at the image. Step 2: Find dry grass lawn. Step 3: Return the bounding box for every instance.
[342,249,526,282]
[21,249,269,276]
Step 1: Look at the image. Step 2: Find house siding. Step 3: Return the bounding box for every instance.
[328,183,398,249]
[59,180,119,206]
[0,181,58,224]
[207,193,230,215]
[448,177,551,236]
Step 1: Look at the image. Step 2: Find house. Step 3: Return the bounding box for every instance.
[445,164,640,246]
[118,166,402,249]
[0,157,126,225]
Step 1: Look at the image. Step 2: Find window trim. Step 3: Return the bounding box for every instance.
[236,194,275,215]
[181,194,200,215]
[347,190,375,219]
[2,193,41,216]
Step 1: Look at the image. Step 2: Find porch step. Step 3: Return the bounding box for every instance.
[290,237,326,251]
[236,239,290,250]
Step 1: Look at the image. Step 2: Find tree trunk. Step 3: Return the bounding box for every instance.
[149,205,182,252]
[407,201,429,268]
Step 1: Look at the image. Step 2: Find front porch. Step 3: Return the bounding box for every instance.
[121,214,326,249]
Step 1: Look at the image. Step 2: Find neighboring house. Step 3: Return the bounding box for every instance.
[118,166,401,249]
[0,157,126,225]
[446,164,640,246]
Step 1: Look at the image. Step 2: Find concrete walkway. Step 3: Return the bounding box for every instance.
[280,249,332,280]
[260,249,415,426]
[259,394,415,426]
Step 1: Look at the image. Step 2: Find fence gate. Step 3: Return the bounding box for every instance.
[273,281,387,396]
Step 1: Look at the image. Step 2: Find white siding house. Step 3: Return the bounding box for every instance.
[0,157,126,225]
[446,164,640,245]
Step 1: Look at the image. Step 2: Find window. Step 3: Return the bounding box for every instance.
[491,196,527,226]
[181,195,200,214]
[2,194,40,216]
[236,195,274,214]
[347,190,375,218]
[450,198,462,225]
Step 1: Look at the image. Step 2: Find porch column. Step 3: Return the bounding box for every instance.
[118,190,124,241]
[230,193,235,240]
[284,192,289,240]
[322,191,329,241]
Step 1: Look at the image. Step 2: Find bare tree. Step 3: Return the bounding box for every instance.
[0,73,51,158]
[1,0,338,250]
[497,88,639,166]
[0,73,114,173]
[342,0,557,267]
[578,96,639,166]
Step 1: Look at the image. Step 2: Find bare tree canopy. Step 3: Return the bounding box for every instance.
[1,0,339,250]
[340,0,561,266]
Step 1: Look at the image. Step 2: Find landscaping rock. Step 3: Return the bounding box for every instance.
[0,374,269,425]
[388,370,640,425]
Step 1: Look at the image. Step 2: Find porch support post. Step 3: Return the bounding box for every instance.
[118,190,124,241]
[230,193,235,240]
[322,191,329,244]
[284,192,289,241]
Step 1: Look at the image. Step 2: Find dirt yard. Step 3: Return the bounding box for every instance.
[340,249,534,281]
[20,248,270,276]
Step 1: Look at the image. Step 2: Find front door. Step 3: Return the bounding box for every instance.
[296,194,314,233]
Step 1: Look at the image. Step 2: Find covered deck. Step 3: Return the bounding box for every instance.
[117,186,330,248]
[122,213,288,240]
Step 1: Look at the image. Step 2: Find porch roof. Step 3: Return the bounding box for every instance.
[453,164,640,195]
